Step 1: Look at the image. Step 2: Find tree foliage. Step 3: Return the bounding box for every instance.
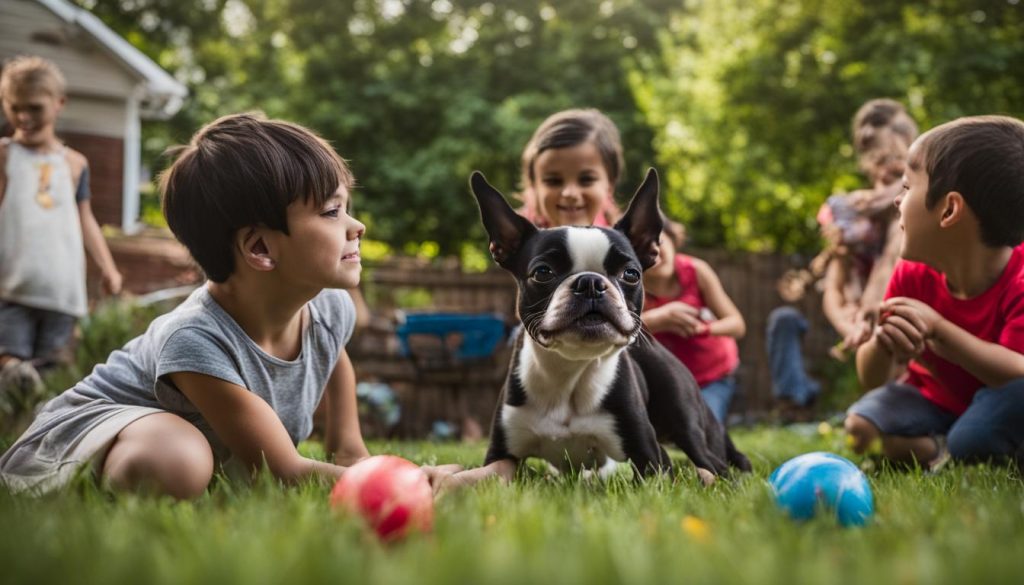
[76,0,1023,255]
[79,0,669,254]
[636,0,1024,253]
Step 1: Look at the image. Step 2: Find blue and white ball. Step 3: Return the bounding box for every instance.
[769,452,874,527]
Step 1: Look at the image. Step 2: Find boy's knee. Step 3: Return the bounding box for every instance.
[844,414,880,454]
[947,422,1014,464]
[767,306,806,335]
[947,427,992,463]
[157,437,215,498]
[947,381,1024,463]
[105,427,214,499]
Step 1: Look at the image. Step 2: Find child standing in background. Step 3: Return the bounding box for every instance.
[0,55,122,413]
[642,218,745,424]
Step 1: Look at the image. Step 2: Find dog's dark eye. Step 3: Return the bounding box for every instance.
[621,268,641,284]
[530,265,555,283]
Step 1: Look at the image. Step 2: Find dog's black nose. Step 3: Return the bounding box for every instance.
[573,274,607,299]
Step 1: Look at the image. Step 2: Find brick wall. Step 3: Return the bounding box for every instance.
[61,131,124,227]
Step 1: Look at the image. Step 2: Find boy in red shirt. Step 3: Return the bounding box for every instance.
[846,115,1024,469]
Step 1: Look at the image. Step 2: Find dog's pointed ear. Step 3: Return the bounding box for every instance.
[470,171,537,267]
[613,168,663,270]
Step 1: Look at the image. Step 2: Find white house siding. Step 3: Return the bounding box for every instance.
[55,95,127,138]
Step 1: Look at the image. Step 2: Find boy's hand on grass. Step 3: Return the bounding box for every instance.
[420,464,465,495]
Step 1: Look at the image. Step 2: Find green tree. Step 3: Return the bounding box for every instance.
[284,0,673,254]
[635,0,1024,253]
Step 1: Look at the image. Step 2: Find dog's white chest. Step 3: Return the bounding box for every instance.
[502,404,624,470]
[502,343,627,470]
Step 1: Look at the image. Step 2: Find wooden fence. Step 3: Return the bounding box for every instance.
[348,251,838,438]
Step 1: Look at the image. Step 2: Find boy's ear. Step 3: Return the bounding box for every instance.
[939,191,966,228]
[469,171,536,267]
[238,227,276,271]
[614,168,663,270]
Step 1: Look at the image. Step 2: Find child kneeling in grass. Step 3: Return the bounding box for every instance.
[0,112,458,498]
[845,115,1024,470]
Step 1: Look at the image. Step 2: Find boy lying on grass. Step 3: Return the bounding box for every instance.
[0,112,459,498]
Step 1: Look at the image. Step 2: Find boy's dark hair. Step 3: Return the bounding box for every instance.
[160,112,353,282]
[910,115,1024,248]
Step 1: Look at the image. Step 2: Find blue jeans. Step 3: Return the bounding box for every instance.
[849,379,1024,465]
[766,306,820,406]
[701,374,737,425]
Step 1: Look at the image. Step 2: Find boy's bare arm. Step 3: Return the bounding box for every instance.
[930,317,1024,388]
[935,327,1024,386]
[855,336,896,390]
[821,257,856,338]
[168,371,348,483]
[323,348,370,466]
[0,142,7,208]
[77,198,123,295]
[859,222,901,315]
[884,296,1024,387]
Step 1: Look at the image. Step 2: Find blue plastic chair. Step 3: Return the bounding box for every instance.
[396,312,507,363]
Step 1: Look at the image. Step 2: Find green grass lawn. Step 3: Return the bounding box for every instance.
[2,426,1022,585]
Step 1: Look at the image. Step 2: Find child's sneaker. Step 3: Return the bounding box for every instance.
[926,435,951,474]
[0,359,44,417]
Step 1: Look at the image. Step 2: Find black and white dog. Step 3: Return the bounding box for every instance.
[460,168,751,485]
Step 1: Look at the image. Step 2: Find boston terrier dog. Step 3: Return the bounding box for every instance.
[460,168,751,486]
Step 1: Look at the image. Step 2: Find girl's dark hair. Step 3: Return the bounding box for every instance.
[160,112,353,282]
[518,108,625,226]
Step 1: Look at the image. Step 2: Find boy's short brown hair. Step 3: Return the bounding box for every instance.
[160,112,353,282]
[0,55,67,99]
[910,115,1024,248]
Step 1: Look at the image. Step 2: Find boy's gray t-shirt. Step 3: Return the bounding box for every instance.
[0,285,356,475]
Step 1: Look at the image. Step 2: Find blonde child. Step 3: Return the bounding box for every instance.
[641,219,746,424]
[846,115,1024,470]
[0,112,457,498]
[0,56,122,406]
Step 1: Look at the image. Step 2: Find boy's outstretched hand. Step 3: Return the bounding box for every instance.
[874,297,943,362]
[421,464,465,495]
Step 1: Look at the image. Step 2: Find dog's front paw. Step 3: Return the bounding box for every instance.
[696,467,717,486]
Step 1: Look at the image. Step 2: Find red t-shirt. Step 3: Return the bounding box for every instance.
[645,255,739,386]
[885,244,1024,415]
